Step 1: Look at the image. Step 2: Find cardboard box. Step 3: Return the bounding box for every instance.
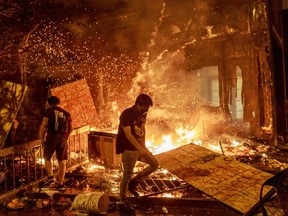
[88,132,121,168]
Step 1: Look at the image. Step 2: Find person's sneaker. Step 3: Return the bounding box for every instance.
[57,184,66,191]
[118,203,135,214]
[128,179,140,197]
[43,176,55,187]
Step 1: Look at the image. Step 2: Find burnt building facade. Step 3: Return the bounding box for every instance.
[0,0,287,147]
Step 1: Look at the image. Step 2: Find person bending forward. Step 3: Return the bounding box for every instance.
[116,93,159,212]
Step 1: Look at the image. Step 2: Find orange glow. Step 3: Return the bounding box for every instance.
[146,124,198,154]
[37,158,45,165]
[175,124,197,144]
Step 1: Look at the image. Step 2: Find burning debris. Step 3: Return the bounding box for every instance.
[1,0,274,144]
[0,128,287,215]
[2,150,285,215]
[0,0,284,215]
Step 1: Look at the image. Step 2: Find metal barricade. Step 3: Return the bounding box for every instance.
[0,126,90,204]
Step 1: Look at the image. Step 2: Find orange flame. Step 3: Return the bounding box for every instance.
[147,124,198,154]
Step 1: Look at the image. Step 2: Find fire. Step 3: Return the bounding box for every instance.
[208,143,222,153]
[146,124,198,155]
[147,135,178,155]
[231,140,240,147]
[175,124,197,144]
[145,123,268,158]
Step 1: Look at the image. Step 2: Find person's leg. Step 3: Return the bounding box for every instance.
[45,159,53,176]
[43,136,57,178]
[57,160,67,185]
[56,136,68,187]
[134,152,159,180]
[42,159,56,186]
[127,152,159,197]
[119,150,139,201]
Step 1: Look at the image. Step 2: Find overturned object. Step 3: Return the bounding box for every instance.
[71,192,110,214]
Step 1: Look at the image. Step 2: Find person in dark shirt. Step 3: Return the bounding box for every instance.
[39,96,73,190]
[116,93,159,213]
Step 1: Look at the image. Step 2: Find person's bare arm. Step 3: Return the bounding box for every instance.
[39,117,48,139]
[123,126,150,155]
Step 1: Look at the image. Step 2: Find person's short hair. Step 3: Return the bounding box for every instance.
[135,93,153,106]
[48,96,60,105]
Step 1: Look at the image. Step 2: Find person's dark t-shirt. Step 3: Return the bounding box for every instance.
[43,106,72,138]
[116,106,147,154]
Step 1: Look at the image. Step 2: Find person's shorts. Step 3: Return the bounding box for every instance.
[44,135,68,161]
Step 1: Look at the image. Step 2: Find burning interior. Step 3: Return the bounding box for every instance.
[0,0,276,145]
[0,0,287,215]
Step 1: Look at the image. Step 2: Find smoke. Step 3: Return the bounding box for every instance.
[120,0,229,142]
[24,0,229,139]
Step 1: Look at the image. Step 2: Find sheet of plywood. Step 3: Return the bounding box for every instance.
[50,79,100,129]
[155,143,273,214]
[0,81,27,148]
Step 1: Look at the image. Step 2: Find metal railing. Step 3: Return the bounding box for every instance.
[0,125,90,204]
